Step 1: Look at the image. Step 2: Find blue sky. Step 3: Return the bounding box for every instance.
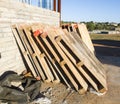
[61,0,120,23]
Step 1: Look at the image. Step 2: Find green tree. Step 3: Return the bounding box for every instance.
[118,23,120,27]
[95,23,103,30]
[86,21,95,31]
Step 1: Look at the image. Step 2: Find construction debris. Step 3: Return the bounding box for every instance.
[12,23,107,94]
[0,70,41,103]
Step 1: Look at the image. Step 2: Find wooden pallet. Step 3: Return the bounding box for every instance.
[55,28,107,92]
[11,23,107,94]
[22,26,60,83]
[12,25,38,77]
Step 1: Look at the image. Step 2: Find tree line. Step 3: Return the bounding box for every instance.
[61,21,120,31]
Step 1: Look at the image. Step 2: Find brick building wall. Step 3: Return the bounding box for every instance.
[0,0,60,75]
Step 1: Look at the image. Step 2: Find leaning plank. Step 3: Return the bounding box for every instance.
[45,56,61,83]
[75,23,95,54]
[12,25,37,77]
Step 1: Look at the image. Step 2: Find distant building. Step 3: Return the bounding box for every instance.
[109,22,118,27]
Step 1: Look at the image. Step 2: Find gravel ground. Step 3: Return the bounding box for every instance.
[39,55,120,104]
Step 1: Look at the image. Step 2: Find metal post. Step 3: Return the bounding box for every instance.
[58,0,61,13]
[53,0,56,11]
[58,0,61,26]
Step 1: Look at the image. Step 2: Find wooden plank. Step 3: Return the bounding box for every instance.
[11,26,37,77]
[45,56,60,83]
[73,31,105,70]
[60,63,79,91]
[76,23,95,54]
[39,56,53,82]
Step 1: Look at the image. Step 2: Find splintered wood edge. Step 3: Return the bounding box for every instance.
[99,87,108,93]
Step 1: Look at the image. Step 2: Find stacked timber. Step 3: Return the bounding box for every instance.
[12,23,107,94]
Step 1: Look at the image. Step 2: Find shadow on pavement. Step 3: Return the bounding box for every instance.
[92,40,120,67]
[92,40,120,57]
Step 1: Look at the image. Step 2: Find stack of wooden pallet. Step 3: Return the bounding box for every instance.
[12,23,107,94]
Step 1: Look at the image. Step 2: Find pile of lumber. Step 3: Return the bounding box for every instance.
[12,23,107,94]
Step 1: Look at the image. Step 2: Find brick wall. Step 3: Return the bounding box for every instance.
[0,0,60,75]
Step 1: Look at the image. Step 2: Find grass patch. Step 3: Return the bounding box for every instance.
[90,34,120,41]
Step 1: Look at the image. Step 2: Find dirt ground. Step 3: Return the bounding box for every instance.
[39,40,120,104]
